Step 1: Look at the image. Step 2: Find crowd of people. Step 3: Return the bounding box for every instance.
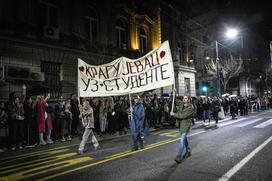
[0,84,271,153]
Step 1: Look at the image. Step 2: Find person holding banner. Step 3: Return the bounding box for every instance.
[130,95,145,151]
[78,100,99,155]
[170,95,194,164]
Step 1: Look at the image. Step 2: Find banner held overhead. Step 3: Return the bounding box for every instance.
[78,41,174,97]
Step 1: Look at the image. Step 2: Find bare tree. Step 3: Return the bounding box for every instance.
[205,56,243,93]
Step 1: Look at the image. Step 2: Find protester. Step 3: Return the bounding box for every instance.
[23,96,37,148]
[130,95,145,151]
[78,100,99,155]
[70,93,80,136]
[0,102,8,152]
[210,96,221,124]
[170,95,194,164]
[99,99,108,135]
[37,93,51,145]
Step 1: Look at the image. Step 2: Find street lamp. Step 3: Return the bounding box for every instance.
[226,28,238,39]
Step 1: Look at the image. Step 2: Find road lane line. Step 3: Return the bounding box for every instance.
[254,119,272,128]
[0,149,70,166]
[235,118,263,127]
[1,157,92,181]
[38,131,207,181]
[218,135,272,181]
[106,139,174,159]
[218,118,248,127]
[1,110,270,163]
[160,130,179,136]
[0,153,77,174]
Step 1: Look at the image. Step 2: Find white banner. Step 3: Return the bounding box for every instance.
[78,41,174,97]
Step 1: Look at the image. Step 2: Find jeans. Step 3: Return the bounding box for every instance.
[177,132,189,157]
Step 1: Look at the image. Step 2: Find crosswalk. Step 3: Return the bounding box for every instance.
[158,112,272,138]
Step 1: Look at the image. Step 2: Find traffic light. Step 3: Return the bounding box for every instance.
[202,85,208,92]
[201,82,210,93]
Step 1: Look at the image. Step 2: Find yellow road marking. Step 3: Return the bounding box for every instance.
[1,157,92,181]
[37,138,178,181]
[160,131,179,136]
[105,139,174,159]
[0,152,77,174]
[163,133,179,137]
[152,130,169,135]
[39,131,207,181]
[0,149,69,166]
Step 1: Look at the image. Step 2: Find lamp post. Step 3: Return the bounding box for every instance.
[215,40,221,96]
[215,28,241,97]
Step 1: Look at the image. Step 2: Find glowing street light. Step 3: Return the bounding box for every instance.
[225,28,239,39]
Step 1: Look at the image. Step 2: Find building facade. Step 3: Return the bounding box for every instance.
[0,0,197,100]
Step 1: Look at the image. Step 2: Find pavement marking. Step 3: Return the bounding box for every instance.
[235,118,263,127]
[254,119,272,128]
[0,149,69,166]
[1,156,92,181]
[218,135,272,181]
[1,110,270,163]
[218,117,248,127]
[153,130,170,135]
[38,130,207,181]
[0,152,78,174]
[160,130,179,136]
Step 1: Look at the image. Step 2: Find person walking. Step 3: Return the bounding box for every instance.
[78,100,99,155]
[210,96,221,124]
[130,95,145,151]
[170,95,194,164]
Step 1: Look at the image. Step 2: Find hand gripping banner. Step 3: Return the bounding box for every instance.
[78,41,174,97]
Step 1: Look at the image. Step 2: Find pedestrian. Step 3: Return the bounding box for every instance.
[170,95,194,164]
[130,95,145,151]
[37,93,51,145]
[78,100,99,155]
[99,99,107,135]
[70,93,80,136]
[23,96,37,148]
[210,96,221,124]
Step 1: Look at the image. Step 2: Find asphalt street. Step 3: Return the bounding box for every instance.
[0,110,272,181]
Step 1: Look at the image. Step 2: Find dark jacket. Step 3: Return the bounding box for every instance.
[174,101,194,133]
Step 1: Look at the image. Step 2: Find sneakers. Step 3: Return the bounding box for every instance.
[174,156,183,164]
[18,145,23,150]
[46,139,54,144]
[0,149,4,153]
[61,137,66,142]
[77,150,84,155]
[67,136,72,141]
[11,146,16,151]
[40,140,47,145]
[183,151,191,159]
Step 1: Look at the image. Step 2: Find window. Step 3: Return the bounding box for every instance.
[115,19,127,49]
[178,42,184,64]
[40,0,58,28]
[84,7,98,42]
[184,78,191,96]
[41,62,61,98]
[139,28,147,54]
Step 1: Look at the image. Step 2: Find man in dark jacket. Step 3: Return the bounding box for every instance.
[170,95,194,164]
[131,95,145,151]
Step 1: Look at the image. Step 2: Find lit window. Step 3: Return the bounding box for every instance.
[139,28,147,54]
